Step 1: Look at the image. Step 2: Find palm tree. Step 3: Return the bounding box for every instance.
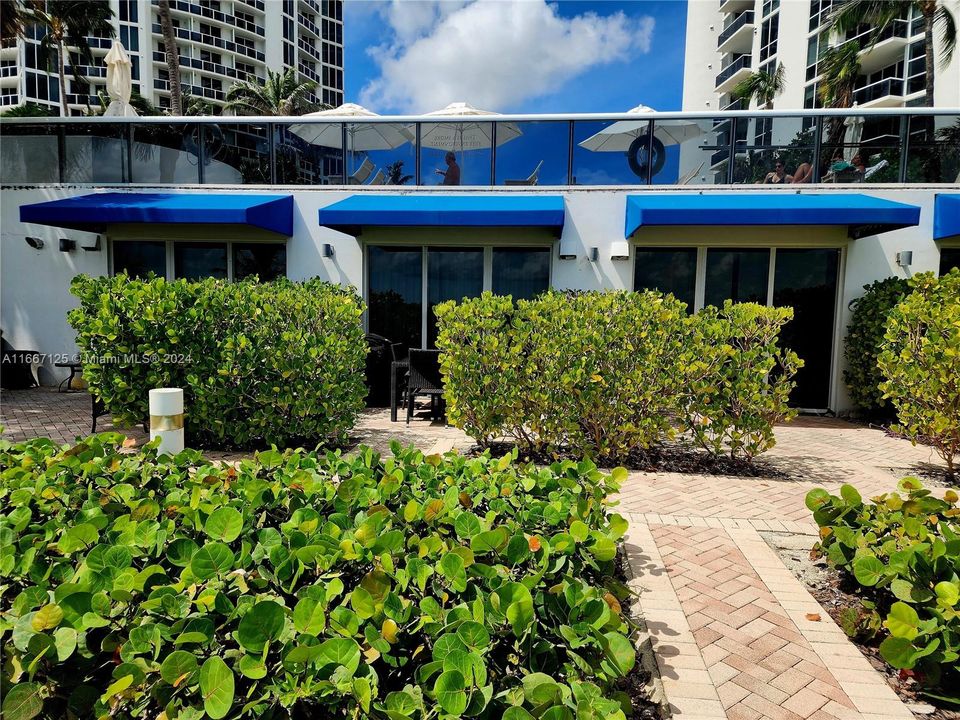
[29,0,114,116]
[385,160,413,185]
[817,41,862,109]
[1,0,31,43]
[732,63,786,109]
[830,0,956,107]
[226,68,319,116]
[157,0,182,115]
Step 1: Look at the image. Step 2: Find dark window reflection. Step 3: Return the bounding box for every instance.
[492,247,550,300]
[233,243,286,281]
[368,246,423,350]
[940,248,960,276]
[174,242,227,280]
[633,248,697,312]
[113,241,166,278]
[427,248,483,348]
[773,248,839,409]
[705,248,770,307]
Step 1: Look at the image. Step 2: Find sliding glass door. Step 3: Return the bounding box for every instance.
[368,245,550,349]
[773,249,840,409]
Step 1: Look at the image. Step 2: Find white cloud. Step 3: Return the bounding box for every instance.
[360,1,654,113]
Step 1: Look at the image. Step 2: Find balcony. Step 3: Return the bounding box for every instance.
[719,0,753,13]
[717,11,755,53]
[848,20,910,74]
[715,55,752,93]
[854,77,906,107]
[1,109,956,187]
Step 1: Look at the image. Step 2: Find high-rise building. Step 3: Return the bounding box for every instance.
[682,0,960,112]
[0,0,344,114]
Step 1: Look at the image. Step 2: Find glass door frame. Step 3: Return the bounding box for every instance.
[629,239,847,411]
[361,238,555,350]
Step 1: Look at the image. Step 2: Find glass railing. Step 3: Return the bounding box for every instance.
[718,11,754,47]
[854,78,905,105]
[715,55,752,88]
[1,109,957,187]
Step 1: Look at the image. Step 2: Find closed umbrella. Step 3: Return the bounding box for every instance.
[288,103,412,150]
[578,104,701,152]
[103,40,138,117]
[843,105,864,162]
[417,102,521,152]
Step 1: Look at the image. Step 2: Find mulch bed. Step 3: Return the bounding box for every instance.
[769,537,959,719]
[473,440,787,479]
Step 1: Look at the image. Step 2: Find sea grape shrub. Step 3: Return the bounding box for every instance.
[877,269,960,478]
[807,478,960,695]
[437,291,799,462]
[682,301,801,461]
[842,277,909,416]
[68,274,367,449]
[0,433,636,720]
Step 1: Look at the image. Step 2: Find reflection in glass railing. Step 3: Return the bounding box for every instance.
[1,111,957,187]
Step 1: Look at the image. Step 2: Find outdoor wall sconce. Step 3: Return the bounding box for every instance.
[896,250,913,269]
[322,243,334,258]
[610,241,630,261]
[59,238,76,252]
[25,236,44,249]
[589,247,599,262]
[81,235,102,252]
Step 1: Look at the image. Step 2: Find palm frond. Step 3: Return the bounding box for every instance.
[936,3,957,66]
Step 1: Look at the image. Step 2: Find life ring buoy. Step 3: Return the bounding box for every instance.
[627,133,666,179]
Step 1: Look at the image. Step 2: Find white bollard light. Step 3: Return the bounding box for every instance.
[149,388,184,456]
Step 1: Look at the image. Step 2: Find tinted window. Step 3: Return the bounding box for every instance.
[233,243,286,281]
[633,248,698,311]
[940,248,960,275]
[704,248,770,307]
[492,247,550,300]
[427,248,483,348]
[113,241,166,278]
[368,246,423,350]
[174,242,227,280]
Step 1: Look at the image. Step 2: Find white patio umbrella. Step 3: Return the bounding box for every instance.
[578,104,702,152]
[417,102,521,152]
[288,103,412,150]
[842,105,864,162]
[103,40,138,117]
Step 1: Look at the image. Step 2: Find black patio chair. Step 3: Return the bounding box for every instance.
[405,349,444,424]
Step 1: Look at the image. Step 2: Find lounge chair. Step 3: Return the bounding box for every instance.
[505,160,543,186]
[677,161,705,186]
[348,157,375,185]
[368,169,386,185]
[863,159,889,181]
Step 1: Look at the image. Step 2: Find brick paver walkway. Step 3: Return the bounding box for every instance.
[618,421,947,719]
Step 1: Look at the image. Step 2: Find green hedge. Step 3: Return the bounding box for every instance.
[0,433,636,720]
[843,277,909,415]
[807,479,960,698]
[436,291,799,462]
[68,275,367,449]
[878,270,960,479]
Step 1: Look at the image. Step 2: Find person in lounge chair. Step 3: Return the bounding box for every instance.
[436,152,461,185]
[763,160,792,184]
[791,161,813,183]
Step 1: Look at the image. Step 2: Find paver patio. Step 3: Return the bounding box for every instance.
[1,388,950,719]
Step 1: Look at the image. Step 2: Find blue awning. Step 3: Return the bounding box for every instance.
[318,195,565,235]
[934,194,960,240]
[625,193,921,239]
[20,192,294,236]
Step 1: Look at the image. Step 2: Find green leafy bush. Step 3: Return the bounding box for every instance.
[877,270,960,478]
[682,301,801,461]
[843,277,909,415]
[0,433,637,720]
[68,275,367,449]
[437,290,689,460]
[807,478,960,696]
[437,291,798,462]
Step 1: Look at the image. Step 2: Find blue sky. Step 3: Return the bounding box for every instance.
[343,1,688,115]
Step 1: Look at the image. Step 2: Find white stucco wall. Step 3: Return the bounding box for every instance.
[0,184,950,413]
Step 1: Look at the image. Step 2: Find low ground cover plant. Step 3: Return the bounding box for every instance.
[843,277,909,417]
[0,433,637,720]
[807,478,960,699]
[68,275,367,449]
[436,291,799,463]
[878,270,960,479]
